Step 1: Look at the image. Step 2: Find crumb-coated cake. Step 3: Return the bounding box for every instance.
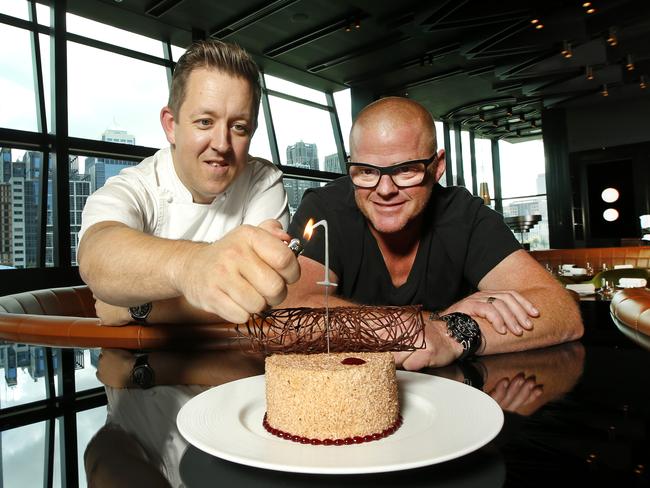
[264,352,401,444]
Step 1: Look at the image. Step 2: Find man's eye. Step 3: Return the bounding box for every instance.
[233,124,250,134]
[394,164,419,175]
[197,119,212,127]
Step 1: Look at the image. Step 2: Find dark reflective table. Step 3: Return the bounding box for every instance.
[2,303,650,488]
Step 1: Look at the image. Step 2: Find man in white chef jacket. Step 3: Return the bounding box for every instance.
[78,40,299,325]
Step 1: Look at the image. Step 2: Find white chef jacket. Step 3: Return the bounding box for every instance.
[79,146,289,243]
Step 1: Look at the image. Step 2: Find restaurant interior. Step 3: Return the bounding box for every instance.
[1,0,650,486]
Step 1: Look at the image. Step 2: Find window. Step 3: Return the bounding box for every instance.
[475,137,494,206]
[498,138,549,249]
[267,96,340,174]
[434,121,448,187]
[461,130,473,191]
[67,42,169,148]
[0,23,39,131]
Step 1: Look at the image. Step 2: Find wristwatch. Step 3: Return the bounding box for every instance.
[129,302,152,324]
[130,354,155,389]
[438,312,482,361]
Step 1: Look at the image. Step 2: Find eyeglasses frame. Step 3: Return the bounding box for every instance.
[345,154,438,189]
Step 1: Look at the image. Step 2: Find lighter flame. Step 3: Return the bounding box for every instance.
[303,218,315,240]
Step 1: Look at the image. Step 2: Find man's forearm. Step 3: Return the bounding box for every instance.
[79,222,204,306]
[474,285,583,356]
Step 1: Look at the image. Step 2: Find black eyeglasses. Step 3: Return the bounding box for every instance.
[346,155,437,189]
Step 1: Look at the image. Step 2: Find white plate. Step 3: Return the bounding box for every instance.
[176,370,504,475]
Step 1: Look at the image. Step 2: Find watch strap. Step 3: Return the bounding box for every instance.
[130,354,155,389]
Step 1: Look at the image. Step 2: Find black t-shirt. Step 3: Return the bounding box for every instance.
[288,176,521,311]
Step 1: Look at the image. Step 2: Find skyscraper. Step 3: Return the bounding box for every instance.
[284,141,320,215]
[85,128,138,192]
[324,153,343,173]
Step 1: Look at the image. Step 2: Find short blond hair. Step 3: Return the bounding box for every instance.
[168,40,261,124]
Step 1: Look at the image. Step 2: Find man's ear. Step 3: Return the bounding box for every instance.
[160,106,176,145]
[434,149,446,182]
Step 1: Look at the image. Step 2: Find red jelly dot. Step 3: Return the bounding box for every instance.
[371,433,381,440]
[323,439,333,445]
[291,435,301,442]
[344,438,354,445]
[312,439,322,445]
[300,438,309,444]
[334,439,344,446]
[341,357,366,365]
[353,436,364,443]
[363,435,373,442]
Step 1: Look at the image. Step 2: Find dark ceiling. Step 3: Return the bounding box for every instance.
[68,0,650,139]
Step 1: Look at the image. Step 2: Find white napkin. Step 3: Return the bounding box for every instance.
[614,264,633,269]
[566,283,596,294]
[618,278,647,288]
[570,267,587,275]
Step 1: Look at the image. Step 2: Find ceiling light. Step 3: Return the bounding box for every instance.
[354,18,361,29]
[582,1,592,6]
[601,188,619,203]
[345,24,351,32]
[535,23,544,30]
[586,66,594,80]
[586,7,596,14]
[601,84,609,96]
[641,75,647,89]
[626,54,635,71]
[603,208,619,222]
[480,104,497,111]
[508,117,520,123]
[607,27,618,46]
[478,112,485,122]
[561,41,573,59]
[505,108,513,116]
[530,18,539,25]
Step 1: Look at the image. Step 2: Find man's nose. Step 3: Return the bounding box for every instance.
[375,174,399,196]
[210,125,231,153]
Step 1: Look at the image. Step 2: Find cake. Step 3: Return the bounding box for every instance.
[264,352,401,444]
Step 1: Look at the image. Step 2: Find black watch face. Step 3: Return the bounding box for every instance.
[132,365,154,389]
[130,303,152,320]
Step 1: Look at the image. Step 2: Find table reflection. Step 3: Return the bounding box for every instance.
[84,342,588,487]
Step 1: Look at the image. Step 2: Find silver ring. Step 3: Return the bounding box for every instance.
[486,296,497,304]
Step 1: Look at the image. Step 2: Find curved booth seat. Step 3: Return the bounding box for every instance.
[0,285,241,350]
[610,288,650,350]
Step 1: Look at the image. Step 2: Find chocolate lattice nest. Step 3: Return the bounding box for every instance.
[236,305,425,354]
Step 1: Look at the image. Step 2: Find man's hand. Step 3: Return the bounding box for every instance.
[488,373,544,414]
[96,349,137,388]
[443,290,539,336]
[95,299,131,326]
[393,319,463,370]
[172,220,300,324]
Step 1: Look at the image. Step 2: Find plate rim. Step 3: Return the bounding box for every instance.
[177,370,504,474]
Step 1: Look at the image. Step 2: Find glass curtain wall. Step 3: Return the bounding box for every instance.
[0,1,350,269]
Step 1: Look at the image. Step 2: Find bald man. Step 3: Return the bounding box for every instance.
[283,97,583,369]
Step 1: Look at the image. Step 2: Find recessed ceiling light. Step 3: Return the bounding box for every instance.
[603,208,619,222]
[480,104,497,111]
